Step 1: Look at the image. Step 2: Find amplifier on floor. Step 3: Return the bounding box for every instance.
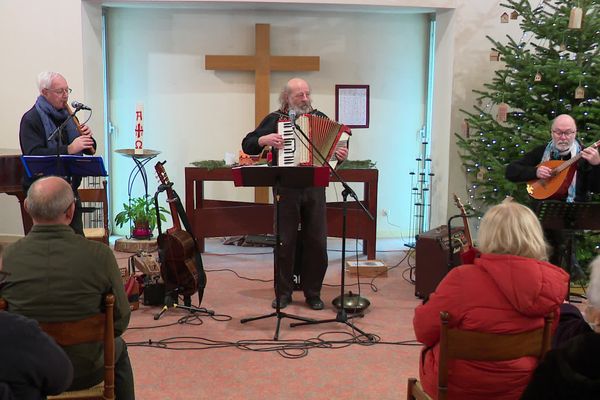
[415,225,465,300]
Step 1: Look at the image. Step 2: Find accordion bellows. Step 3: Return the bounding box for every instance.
[277,114,351,169]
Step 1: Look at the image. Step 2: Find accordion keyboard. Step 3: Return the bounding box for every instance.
[277,120,296,166]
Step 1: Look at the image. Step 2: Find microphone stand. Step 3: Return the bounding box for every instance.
[47,106,81,177]
[288,118,375,340]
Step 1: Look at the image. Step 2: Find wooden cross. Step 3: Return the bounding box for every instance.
[206,23,320,126]
[205,23,320,201]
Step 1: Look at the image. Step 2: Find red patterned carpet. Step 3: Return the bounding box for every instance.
[117,238,422,400]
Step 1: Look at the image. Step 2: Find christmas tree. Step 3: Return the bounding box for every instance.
[456,0,600,266]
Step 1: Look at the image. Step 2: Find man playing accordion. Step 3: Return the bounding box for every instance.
[242,77,348,310]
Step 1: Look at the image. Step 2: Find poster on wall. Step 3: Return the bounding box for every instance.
[335,84,369,128]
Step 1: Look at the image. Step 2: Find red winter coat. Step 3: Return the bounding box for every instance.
[413,253,569,400]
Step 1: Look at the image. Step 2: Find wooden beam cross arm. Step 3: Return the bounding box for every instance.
[205,23,320,124]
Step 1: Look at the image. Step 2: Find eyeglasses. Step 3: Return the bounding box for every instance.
[46,88,72,95]
[552,129,576,137]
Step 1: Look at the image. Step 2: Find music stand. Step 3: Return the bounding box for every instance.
[533,201,600,300]
[21,155,108,178]
[232,165,329,340]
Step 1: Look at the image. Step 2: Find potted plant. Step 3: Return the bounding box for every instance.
[114,195,170,239]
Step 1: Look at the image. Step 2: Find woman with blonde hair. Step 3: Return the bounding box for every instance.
[413,199,569,400]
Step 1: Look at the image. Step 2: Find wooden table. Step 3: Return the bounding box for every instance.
[185,167,378,258]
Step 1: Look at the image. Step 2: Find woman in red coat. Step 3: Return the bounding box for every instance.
[413,200,569,400]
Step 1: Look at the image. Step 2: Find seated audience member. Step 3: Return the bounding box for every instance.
[520,256,600,400]
[0,177,135,400]
[413,199,569,400]
[0,243,73,400]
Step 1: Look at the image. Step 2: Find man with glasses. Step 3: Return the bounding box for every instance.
[506,113,600,269]
[19,71,96,235]
[0,176,135,399]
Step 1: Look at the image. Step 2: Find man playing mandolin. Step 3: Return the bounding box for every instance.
[505,114,600,269]
[506,114,600,202]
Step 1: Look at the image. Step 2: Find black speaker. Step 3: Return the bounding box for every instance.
[415,225,464,300]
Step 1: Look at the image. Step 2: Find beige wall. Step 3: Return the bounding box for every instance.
[0,0,528,236]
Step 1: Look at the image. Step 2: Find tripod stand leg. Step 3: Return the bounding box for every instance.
[241,312,278,324]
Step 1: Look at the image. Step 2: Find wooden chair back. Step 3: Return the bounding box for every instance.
[79,180,109,245]
[407,311,553,400]
[44,294,115,400]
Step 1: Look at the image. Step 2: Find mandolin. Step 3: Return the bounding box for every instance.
[527,139,600,200]
[154,161,207,304]
[452,193,478,264]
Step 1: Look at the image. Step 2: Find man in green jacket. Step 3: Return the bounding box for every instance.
[0,176,135,399]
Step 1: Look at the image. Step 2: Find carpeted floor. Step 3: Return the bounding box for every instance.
[117,238,422,400]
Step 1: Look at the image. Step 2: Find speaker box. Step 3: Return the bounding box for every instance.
[415,225,464,300]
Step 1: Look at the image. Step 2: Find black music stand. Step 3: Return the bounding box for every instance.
[21,155,107,178]
[533,201,600,300]
[232,165,329,340]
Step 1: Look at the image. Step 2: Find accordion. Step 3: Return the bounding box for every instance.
[276,114,351,169]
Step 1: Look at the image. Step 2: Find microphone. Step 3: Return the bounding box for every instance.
[71,101,91,111]
[288,109,297,125]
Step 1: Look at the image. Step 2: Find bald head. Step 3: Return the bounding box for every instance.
[25,176,75,225]
[552,114,577,131]
[279,77,313,113]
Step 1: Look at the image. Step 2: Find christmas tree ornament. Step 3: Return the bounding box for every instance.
[568,7,583,29]
[559,42,567,51]
[575,85,585,99]
[477,167,486,181]
[534,71,542,82]
[461,119,470,137]
[497,102,509,122]
[510,10,519,20]
[490,50,500,61]
[500,12,509,23]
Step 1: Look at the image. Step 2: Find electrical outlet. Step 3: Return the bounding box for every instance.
[381,209,389,217]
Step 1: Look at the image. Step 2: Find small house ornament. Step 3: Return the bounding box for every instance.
[461,119,470,137]
[500,12,509,23]
[559,42,567,51]
[568,7,583,29]
[534,72,542,82]
[575,85,585,99]
[497,102,509,122]
[510,11,519,19]
[477,167,487,181]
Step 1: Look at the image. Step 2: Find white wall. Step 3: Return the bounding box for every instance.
[0,0,531,239]
[0,0,87,234]
[105,7,428,237]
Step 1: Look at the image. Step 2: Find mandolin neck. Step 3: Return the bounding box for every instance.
[553,140,600,174]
